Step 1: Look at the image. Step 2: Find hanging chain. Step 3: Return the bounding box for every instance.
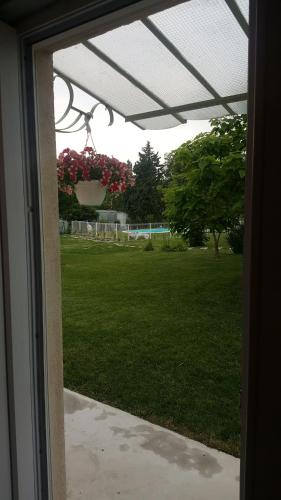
[84,112,97,152]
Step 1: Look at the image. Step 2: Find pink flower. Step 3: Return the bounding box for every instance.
[57,146,135,196]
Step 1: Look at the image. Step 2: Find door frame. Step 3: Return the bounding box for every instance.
[0,90,13,500]
[4,0,276,498]
[0,20,49,500]
[240,1,281,498]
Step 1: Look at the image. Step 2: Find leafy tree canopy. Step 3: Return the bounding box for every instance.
[164,115,247,256]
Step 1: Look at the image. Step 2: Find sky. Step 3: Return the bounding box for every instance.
[54,78,211,165]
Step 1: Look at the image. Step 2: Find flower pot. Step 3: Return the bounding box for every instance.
[75,180,106,206]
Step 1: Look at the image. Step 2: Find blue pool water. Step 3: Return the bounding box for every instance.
[126,228,170,234]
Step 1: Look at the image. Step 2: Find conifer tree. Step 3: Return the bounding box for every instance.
[124,141,165,222]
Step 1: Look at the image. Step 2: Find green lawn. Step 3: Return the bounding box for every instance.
[61,235,242,456]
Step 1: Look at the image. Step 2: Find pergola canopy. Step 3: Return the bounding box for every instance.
[53,0,248,130]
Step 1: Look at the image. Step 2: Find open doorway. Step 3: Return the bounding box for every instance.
[2,0,281,498]
[49,1,248,498]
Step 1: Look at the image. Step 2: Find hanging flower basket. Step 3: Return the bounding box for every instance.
[57,147,134,206]
[75,180,106,206]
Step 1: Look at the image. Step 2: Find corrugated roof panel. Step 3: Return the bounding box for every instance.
[54,0,248,130]
[227,100,247,114]
[134,115,181,130]
[150,0,248,98]
[90,20,212,108]
[236,0,249,22]
[179,104,227,121]
[54,44,163,117]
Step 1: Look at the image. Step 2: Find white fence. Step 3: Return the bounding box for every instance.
[123,222,171,240]
[71,221,126,239]
[59,220,70,234]
[67,221,171,240]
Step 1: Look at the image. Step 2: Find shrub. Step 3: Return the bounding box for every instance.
[144,240,154,251]
[227,224,244,254]
[188,227,208,247]
[59,191,96,221]
[161,240,187,252]
[161,241,172,252]
[172,240,187,252]
[71,205,97,222]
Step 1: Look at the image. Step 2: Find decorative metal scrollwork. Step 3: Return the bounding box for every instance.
[54,73,114,135]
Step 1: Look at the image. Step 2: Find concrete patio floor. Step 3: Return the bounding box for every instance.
[64,388,239,500]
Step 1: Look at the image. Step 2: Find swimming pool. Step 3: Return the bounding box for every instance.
[124,227,170,234]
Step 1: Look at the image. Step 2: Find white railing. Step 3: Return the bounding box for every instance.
[71,220,127,239]
[124,222,171,240]
[59,219,70,234]
[67,221,171,240]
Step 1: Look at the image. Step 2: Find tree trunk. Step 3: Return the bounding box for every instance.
[212,231,221,257]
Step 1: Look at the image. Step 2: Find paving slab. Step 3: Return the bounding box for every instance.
[64,388,239,500]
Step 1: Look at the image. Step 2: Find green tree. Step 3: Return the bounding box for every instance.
[58,191,97,221]
[124,141,165,222]
[164,115,247,256]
